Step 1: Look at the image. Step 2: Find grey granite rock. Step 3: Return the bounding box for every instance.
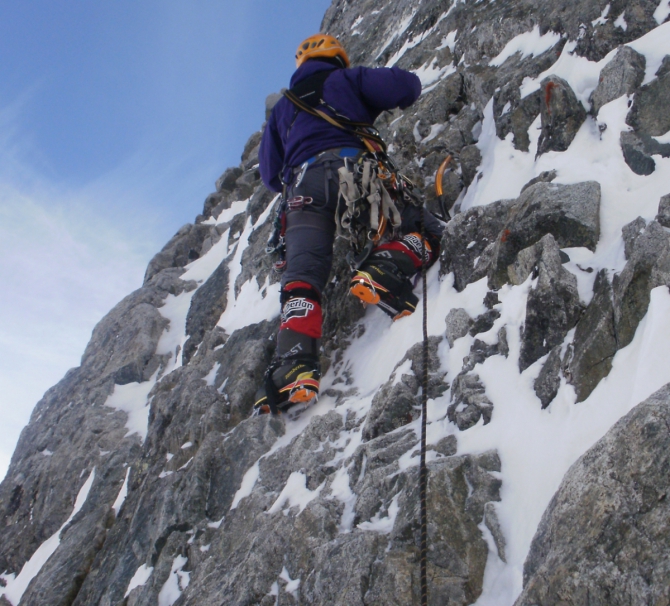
[484,502,506,563]
[440,198,512,291]
[469,309,501,337]
[620,130,670,175]
[494,86,543,153]
[516,383,670,605]
[622,216,647,259]
[517,234,583,371]
[182,259,229,364]
[448,373,493,430]
[537,75,587,156]
[626,69,670,137]
[461,339,501,374]
[590,45,646,115]
[215,166,243,193]
[459,144,482,187]
[144,223,218,283]
[363,337,447,440]
[656,193,670,228]
[445,308,474,347]
[533,346,562,408]
[565,269,617,402]
[613,220,670,349]
[519,169,557,194]
[489,181,601,289]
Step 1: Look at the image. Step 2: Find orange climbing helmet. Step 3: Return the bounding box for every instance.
[295,34,350,69]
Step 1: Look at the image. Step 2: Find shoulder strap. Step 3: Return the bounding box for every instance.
[283,74,387,154]
[288,70,333,108]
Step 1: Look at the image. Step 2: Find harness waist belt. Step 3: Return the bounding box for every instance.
[293,147,363,174]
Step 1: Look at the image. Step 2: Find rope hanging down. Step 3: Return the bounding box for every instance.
[419,209,429,606]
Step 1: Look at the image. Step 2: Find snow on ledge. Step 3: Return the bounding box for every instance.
[124,564,154,598]
[104,375,157,441]
[654,0,670,25]
[112,467,130,516]
[157,555,190,606]
[489,26,562,67]
[280,567,301,598]
[268,471,324,516]
[357,493,401,534]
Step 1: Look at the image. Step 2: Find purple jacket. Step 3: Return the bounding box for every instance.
[259,60,422,192]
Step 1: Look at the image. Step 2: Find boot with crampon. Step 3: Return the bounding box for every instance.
[350,232,433,320]
[254,281,322,414]
[253,354,321,414]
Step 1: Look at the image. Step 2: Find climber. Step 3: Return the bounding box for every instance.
[255,33,443,414]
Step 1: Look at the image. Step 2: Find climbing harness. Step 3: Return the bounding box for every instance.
[336,154,420,270]
[266,70,423,273]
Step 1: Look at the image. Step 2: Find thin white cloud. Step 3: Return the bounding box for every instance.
[0,103,161,482]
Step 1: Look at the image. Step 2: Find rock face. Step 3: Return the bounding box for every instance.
[1,0,669,605]
[363,337,447,441]
[516,384,670,605]
[537,76,587,156]
[620,57,670,174]
[590,46,646,115]
[517,234,583,371]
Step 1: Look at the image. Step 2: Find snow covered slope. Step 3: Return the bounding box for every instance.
[2,0,670,604]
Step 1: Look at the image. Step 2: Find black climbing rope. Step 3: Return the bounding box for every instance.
[419,210,429,606]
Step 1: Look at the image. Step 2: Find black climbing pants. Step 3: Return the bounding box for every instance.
[281,151,443,295]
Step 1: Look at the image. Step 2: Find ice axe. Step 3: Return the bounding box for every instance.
[434,154,454,222]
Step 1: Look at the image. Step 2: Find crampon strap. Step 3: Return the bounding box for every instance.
[263,360,281,416]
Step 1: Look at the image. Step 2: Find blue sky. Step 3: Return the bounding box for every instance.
[0,0,331,479]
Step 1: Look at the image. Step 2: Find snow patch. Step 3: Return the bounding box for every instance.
[203,362,220,387]
[124,564,154,598]
[279,567,301,598]
[376,9,418,58]
[207,515,224,529]
[157,555,190,606]
[357,493,401,533]
[104,373,157,441]
[230,461,260,509]
[489,26,562,67]
[202,198,249,225]
[437,30,458,51]
[415,59,457,89]
[654,0,670,24]
[626,21,670,84]
[456,285,670,603]
[385,10,451,67]
[591,3,611,27]
[215,199,280,334]
[268,471,325,515]
[614,11,628,30]
[328,465,357,532]
[112,467,130,516]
